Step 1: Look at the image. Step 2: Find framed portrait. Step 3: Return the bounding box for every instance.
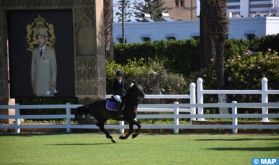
[8,10,75,97]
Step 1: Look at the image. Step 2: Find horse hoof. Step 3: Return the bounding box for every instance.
[132,134,138,139]
[111,139,116,143]
[119,135,127,140]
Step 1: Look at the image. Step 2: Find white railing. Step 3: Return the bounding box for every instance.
[0,102,279,134]
[197,77,279,121]
[1,78,279,134]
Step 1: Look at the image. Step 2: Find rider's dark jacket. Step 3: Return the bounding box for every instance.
[112,79,129,97]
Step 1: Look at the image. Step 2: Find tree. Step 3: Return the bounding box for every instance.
[115,0,133,23]
[200,0,214,69]
[134,0,168,22]
[203,0,228,88]
[104,0,114,59]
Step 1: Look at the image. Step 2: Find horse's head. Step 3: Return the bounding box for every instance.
[128,83,145,99]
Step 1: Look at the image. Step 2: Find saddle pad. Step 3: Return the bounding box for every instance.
[106,99,118,111]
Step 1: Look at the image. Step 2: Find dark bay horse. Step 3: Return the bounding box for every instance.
[75,84,145,143]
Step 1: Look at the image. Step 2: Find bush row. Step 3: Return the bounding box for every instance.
[106,58,188,95]
[114,40,200,76]
[114,34,279,76]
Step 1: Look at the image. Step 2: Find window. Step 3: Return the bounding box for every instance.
[191,36,200,40]
[180,0,185,7]
[228,5,240,9]
[142,37,151,42]
[166,36,176,41]
[245,33,256,40]
[250,4,273,8]
[117,37,127,43]
[227,0,240,2]
[175,0,179,7]
[250,0,272,1]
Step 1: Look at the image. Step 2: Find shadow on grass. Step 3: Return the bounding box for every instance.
[196,138,279,141]
[0,133,68,137]
[46,143,113,146]
[0,133,104,137]
[207,146,279,151]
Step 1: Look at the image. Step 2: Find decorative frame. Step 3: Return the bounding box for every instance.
[0,0,106,100]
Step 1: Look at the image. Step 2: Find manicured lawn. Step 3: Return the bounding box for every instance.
[0,133,278,165]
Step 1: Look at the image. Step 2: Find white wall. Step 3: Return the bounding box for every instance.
[229,17,266,39]
[113,17,279,43]
[266,17,279,35]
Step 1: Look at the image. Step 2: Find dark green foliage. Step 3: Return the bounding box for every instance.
[115,0,134,23]
[225,50,279,90]
[114,35,279,79]
[106,59,188,94]
[134,0,168,22]
[224,39,250,59]
[114,40,201,76]
[249,34,279,53]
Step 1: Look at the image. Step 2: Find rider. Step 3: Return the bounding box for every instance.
[112,70,129,112]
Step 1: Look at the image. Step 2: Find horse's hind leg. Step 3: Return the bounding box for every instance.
[132,120,141,139]
[96,122,116,143]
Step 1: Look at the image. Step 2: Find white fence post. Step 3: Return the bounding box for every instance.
[261,77,269,122]
[232,101,238,134]
[190,83,196,123]
[66,103,71,133]
[174,102,179,134]
[197,78,205,121]
[15,104,20,134]
[119,121,124,134]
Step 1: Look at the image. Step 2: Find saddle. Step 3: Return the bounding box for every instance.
[106,98,121,111]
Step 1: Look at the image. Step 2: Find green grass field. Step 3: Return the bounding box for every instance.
[0,133,278,165]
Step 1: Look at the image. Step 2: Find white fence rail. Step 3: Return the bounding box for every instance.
[197,77,279,121]
[1,102,279,134]
[1,78,279,134]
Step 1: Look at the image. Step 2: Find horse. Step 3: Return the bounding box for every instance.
[75,84,145,143]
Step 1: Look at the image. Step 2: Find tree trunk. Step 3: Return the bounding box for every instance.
[200,0,214,69]
[121,0,125,44]
[104,0,114,59]
[215,38,225,89]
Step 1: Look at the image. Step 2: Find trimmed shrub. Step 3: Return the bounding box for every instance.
[225,50,279,90]
[114,40,200,76]
[250,34,279,53]
[106,58,188,94]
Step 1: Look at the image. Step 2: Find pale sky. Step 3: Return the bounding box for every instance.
[113,0,200,22]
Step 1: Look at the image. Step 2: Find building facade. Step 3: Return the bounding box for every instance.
[161,0,197,20]
[113,16,279,43]
[228,0,278,17]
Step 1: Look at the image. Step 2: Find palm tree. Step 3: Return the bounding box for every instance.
[200,0,214,69]
[104,0,114,58]
[203,0,229,88]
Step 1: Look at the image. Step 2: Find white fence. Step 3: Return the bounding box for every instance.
[197,77,279,121]
[0,78,279,134]
[0,101,279,134]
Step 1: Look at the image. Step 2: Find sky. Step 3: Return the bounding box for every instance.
[112,0,200,22]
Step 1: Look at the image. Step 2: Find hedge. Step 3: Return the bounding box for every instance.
[114,34,279,76]
[114,40,200,76]
[106,59,188,94]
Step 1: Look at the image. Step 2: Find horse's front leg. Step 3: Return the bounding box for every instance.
[119,121,134,140]
[132,120,141,139]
